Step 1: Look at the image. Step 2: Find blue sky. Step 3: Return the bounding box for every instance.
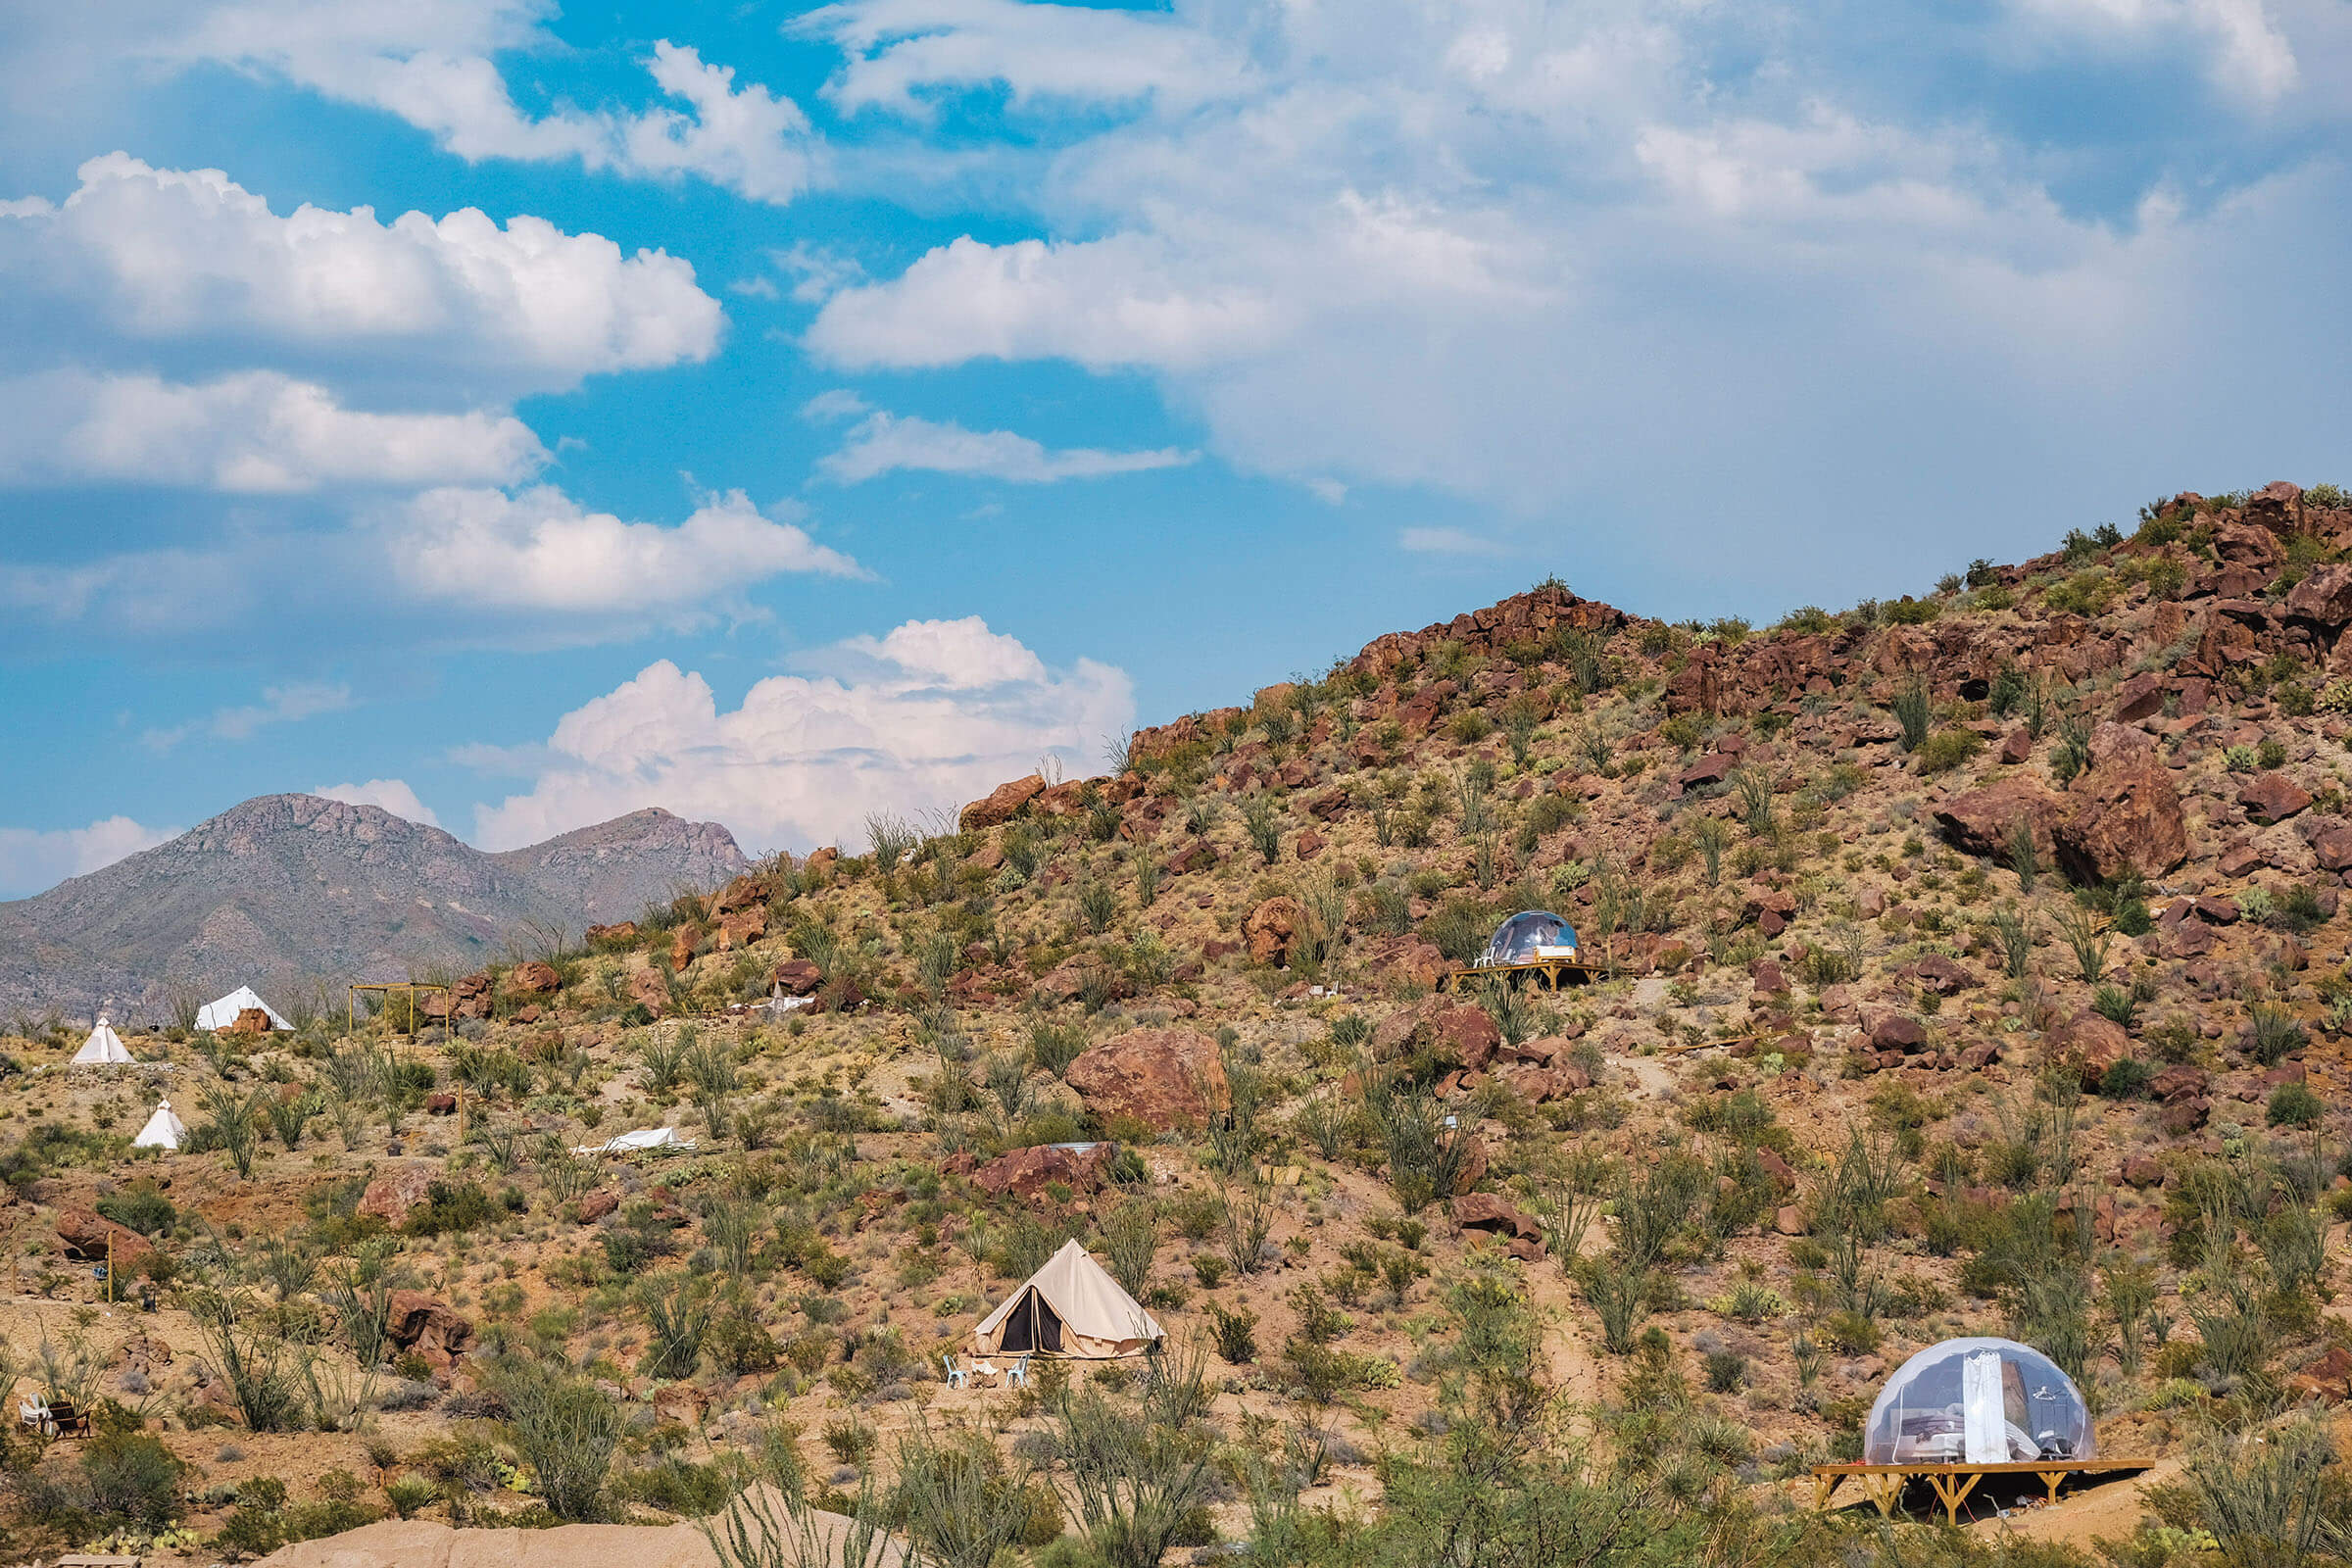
[0,0,2347,895]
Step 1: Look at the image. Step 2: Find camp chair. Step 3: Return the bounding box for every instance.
[1004,1353,1032,1391]
[23,1396,87,1438]
[942,1355,970,1391]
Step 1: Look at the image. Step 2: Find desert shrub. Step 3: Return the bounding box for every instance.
[2099,1058,2155,1101]
[74,1430,185,1533]
[1425,896,1492,963]
[1889,678,1932,751]
[1205,1303,1258,1363]
[2248,1004,2306,1066]
[402,1179,495,1238]
[1029,1021,1087,1077]
[1915,729,1984,774]
[496,1358,621,1521]
[96,1179,176,1237]
[2269,1081,2325,1129]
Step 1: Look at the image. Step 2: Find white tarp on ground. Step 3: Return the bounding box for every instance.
[974,1238,1164,1359]
[72,1016,133,1064]
[573,1126,696,1155]
[195,985,291,1032]
[132,1098,187,1150]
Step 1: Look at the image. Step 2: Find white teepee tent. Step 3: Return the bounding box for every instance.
[973,1238,1164,1359]
[132,1098,188,1151]
[72,1016,134,1065]
[194,985,290,1032]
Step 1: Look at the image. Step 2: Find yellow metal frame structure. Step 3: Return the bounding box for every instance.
[1811,1460,2150,1525]
[348,982,453,1038]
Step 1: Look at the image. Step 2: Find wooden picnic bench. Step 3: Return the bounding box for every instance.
[1812,1460,2151,1525]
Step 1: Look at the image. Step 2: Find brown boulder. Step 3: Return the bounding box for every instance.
[1451,1193,1545,1257]
[576,1189,619,1223]
[1676,754,1737,794]
[2315,828,2352,872]
[2049,1011,2132,1088]
[715,906,767,950]
[628,966,671,1016]
[2213,516,2282,568]
[1998,727,2034,765]
[2289,1345,2352,1404]
[2284,564,2352,628]
[2055,723,2187,881]
[1165,840,1218,876]
[511,961,561,996]
[1065,1028,1227,1131]
[772,957,822,996]
[1913,954,1975,995]
[585,921,640,947]
[1367,935,1449,989]
[358,1164,438,1226]
[1869,1013,1929,1053]
[451,971,492,1020]
[386,1291,474,1371]
[2241,772,2313,824]
[972,1143,1117,1201]
[1243,896,1304,966]
[2109,671,2163,722]
[960,774,1046,832]
[227,1006,273,1036]
[1933,775,2065,860]
[1371,997,1500,1071]
[56,1206,154,1263]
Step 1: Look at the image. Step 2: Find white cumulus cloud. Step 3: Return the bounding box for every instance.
[797,0,1255,117]
[790,0,2352,601]
[155,8,818,202]
[313,778,441,827]
[0,369,545,492]
[469,620,1133,854]
[0,154,723,393]
[0,815,179,901]
[143,680,352,752]
[816,409,1195,484]
[386,484,865,614]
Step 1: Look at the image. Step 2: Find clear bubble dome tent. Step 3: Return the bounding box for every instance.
[1863,1338,2094,1466]
[1477,910,1580,967]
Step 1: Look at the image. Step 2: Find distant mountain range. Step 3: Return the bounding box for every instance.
[0,794,748,1024]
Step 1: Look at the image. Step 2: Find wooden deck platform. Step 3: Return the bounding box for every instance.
[1812,1460,2152,1525]
[1436,957,1600,993]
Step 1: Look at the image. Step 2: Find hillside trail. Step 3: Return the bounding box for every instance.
[1964,1458,2178,1549]
[1524,1222,1608,1434]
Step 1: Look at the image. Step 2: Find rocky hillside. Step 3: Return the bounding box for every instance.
[0,794,746,1020]
[8,480,2352,1568]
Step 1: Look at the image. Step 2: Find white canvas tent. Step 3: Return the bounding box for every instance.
[974,1238,1164,1360]
[132,1098,188,1151]
[195,986,290,1033]
[72,1016,134,1065]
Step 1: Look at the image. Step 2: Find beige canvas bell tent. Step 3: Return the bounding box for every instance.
[72,1016,133,1065]
[974,1238,1164,1359]
[195,986,290,1033]
[132,1098,187,1151]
